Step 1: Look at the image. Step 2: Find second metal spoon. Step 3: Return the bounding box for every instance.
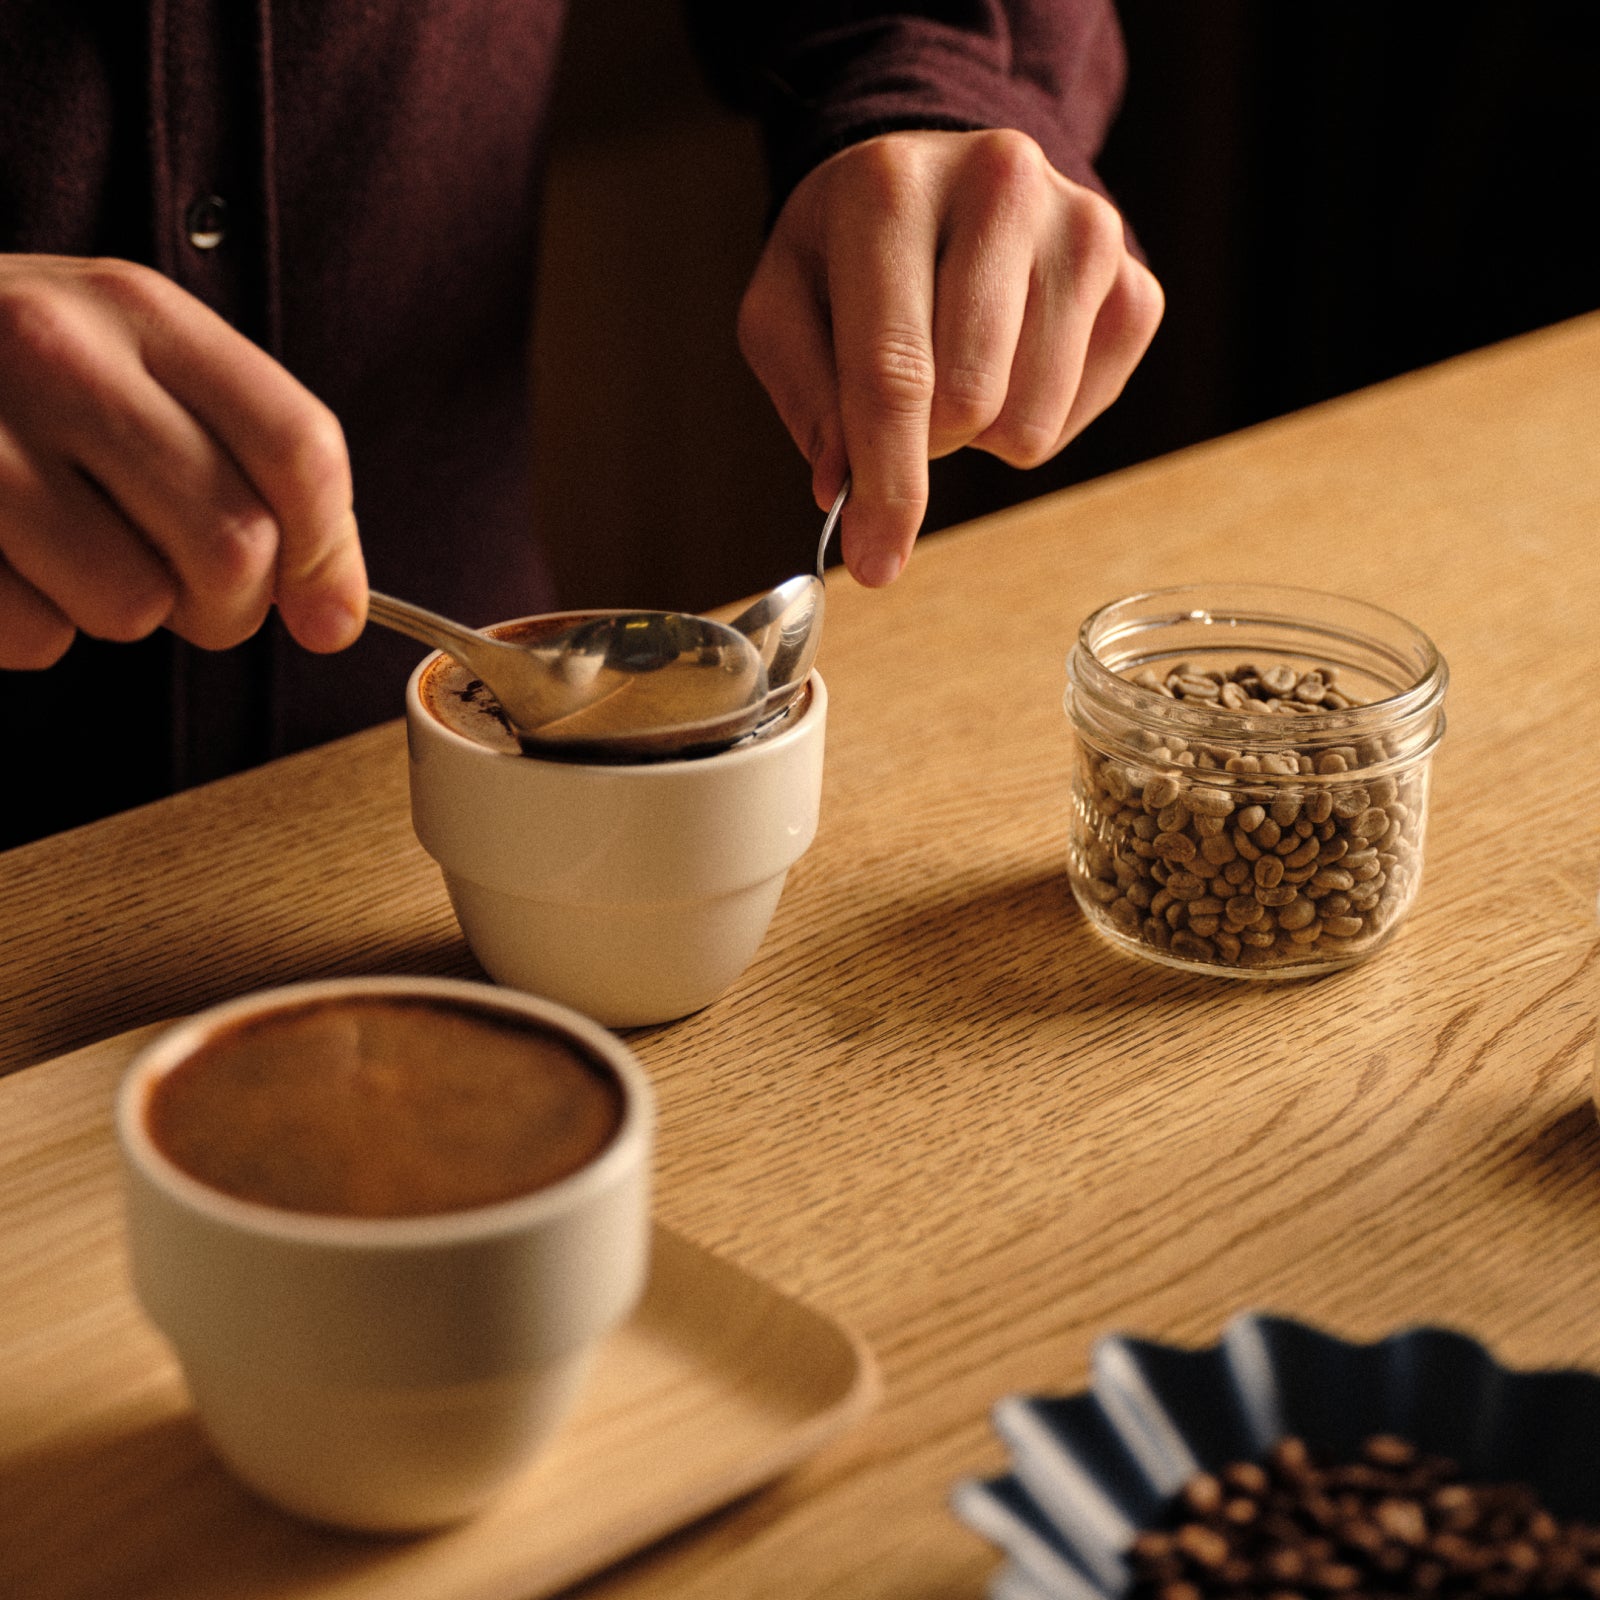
[724,476,848,721]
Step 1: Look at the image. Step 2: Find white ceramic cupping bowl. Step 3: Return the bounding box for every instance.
[117,977,654,1534]
[405,653,827,1028]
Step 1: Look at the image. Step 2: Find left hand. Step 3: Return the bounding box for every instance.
[738,128,1164,587]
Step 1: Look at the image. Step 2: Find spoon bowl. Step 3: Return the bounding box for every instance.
[723,477,847,723]
[367,595,768,756]
[724,574,823,718]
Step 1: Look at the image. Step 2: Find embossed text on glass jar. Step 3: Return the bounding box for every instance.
[1064,584,1448,979]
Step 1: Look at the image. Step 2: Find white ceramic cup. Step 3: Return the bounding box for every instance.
[405,640,827,1028]
[116,976,654,1534]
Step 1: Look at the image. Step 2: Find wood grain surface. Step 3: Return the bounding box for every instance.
[0,1026,875,1600]
[4,313,1600,1598]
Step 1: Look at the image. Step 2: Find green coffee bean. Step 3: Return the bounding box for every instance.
[1072,657,1428,974]
[1144,774,1181,811]
[1277,896,1317,931]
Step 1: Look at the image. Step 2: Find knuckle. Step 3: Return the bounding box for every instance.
[846,330,936,414]
[798,416,831,472]
[1124,262,1167,343]
[193,505,278,591]
[273,402,352,512]
[75,256,170,318]
[931,362,1006,438]
[937,358,1004,406]
[1067,193,1129,293]
[984,413,1062,470]
[0,283,82,373]
[964,127,1048,200]
[837,134,928,214]
[0,260,159,374]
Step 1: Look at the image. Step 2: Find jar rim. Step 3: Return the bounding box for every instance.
[1067,581,1447,746]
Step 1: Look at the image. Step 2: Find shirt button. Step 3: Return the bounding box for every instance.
[184,195,229,250]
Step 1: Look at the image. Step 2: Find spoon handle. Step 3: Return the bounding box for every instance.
[367,591,497,668]
[817,476,849,578]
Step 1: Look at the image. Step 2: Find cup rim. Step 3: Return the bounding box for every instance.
[404,620,827,773]
[115,976,655,1249]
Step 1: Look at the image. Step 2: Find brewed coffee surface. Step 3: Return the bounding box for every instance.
[147,998,623,1217]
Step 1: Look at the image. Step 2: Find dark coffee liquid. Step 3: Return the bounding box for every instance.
[420,617,591,755]
[146,998,625,1218]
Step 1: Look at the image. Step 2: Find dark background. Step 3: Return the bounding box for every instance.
[7,1,1598,848]
[532,0,1600,608]
[941,2,1600,527]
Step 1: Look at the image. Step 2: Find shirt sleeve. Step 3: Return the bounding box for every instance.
[683,0,1129,215]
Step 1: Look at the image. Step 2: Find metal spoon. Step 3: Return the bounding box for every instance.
[725,476,848,721]
[366,593,768,755]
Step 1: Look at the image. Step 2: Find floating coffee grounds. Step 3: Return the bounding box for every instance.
[1075,660,1425,971]
[1128,1433,1600,1599]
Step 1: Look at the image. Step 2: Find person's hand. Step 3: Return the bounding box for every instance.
[0,254,366,669]
[738,129,1164,586]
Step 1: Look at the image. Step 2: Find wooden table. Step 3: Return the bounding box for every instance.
[5,312,1600,1598]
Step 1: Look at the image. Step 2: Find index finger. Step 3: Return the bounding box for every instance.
[136,281,367,650]
[826,177,939,587]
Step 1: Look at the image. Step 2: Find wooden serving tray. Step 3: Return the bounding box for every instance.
[0,1024,878,1600]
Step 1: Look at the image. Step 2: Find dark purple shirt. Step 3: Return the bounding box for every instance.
[0,0,1126,845]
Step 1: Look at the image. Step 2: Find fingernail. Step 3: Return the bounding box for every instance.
[855,549,904,588]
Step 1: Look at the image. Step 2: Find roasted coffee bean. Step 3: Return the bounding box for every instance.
[1127,1433,1600,1600]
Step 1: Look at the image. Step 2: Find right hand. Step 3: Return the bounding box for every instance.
[0,254,367,669]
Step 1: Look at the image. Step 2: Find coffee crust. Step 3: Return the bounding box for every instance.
[146,998,624,1217]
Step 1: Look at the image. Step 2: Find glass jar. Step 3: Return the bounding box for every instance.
[1064,583,1448,978]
